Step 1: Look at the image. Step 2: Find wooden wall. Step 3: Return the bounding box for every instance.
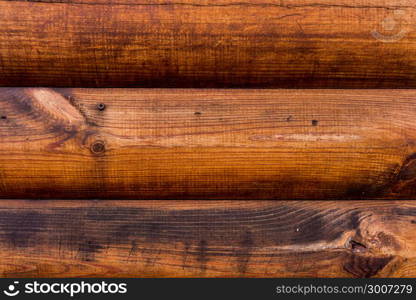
[0,0,415,87]
[1,200,415,278]
[1,0,416,279]
[1,88,416,199]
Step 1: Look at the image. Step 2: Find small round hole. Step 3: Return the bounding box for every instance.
[97,103,106,111]
[91,140,105,154]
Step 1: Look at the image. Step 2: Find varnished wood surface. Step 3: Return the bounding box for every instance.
[2,88,416,199]
[0,200,415,278]
[0,0,415,87]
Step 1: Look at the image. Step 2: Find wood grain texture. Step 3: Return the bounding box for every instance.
[0,0,415,87]
[2,88,416,199]
[0,200,415,278]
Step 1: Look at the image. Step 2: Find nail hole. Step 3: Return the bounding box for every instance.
[97,103,106,111]
[311,120,318,126]
[1,116,6,119]
[90,141,105,154]
[194,112,202,115]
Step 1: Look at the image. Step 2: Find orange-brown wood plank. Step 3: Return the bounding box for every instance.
[0,0,415,87]
[1,88,416,199]
[0,200,415,278]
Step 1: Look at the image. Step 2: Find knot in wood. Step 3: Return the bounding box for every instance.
[91,140,105,154]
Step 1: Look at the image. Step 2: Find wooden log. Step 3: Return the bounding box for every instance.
[0,200,415,278]
[0,0,415,88]
[1,88,416,199]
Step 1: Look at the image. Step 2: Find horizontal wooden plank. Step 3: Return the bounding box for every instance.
[0,0,415,87]
[0,200,415,277]
[2,88,416,199]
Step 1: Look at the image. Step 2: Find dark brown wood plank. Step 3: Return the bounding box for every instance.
[0,200,415,277]
[0,0,415,87]
[2,88,416,199]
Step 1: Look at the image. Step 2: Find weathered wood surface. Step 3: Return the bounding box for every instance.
[2,88,416,199]
[0,0,415,87]
[0,200,415,278]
